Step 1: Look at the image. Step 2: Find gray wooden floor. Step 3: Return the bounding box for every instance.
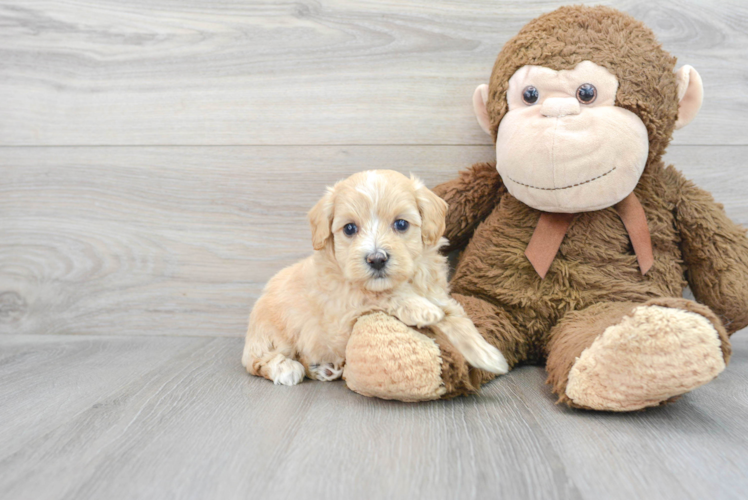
[1,1,748,499]
[2,334,748,500]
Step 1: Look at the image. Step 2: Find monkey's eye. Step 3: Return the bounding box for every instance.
[393,219,409,232]
[576,84,597,104]
[522,86,539,105]
[343,223,358,236]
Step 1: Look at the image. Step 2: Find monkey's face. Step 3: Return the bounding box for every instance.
[494,61,649,213]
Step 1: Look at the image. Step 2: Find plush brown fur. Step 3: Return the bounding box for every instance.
[344,5,748,408]
[432,6,748,403]
[484,5,679,167]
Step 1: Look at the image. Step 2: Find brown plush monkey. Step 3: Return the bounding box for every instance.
[342,5,748,410]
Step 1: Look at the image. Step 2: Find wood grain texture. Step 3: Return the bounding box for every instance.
[1,145,745,337]
[0,0,746,146]
[0,145,495,337]
[1,333,747,500]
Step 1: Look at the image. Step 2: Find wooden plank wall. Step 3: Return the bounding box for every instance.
[1,0,747,337]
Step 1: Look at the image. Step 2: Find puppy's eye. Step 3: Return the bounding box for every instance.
[522,86,539,105]
[576,83,597,104]
[393,219,409,232]
[343,223,358,236]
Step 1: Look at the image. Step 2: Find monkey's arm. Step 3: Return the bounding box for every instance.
[671,167,748,334]
[431,162,504,252]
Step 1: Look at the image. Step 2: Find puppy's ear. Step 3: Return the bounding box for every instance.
[308,187,335,250]
[413,177,448,247]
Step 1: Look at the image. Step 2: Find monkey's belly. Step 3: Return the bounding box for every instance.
[450,201,686,322]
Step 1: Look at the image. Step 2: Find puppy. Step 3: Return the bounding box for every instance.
[242,170,508,386]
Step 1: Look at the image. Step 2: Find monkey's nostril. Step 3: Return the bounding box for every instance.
[366,252,388,271]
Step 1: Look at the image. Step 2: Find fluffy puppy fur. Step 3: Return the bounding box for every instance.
[242,170,508,386]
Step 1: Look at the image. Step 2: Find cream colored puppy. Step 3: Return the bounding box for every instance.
[242,170,508,386]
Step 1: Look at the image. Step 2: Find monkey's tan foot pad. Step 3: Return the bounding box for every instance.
[565,305,726,411]
[344,312,446,402]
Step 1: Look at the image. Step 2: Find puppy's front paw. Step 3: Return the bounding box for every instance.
[394,297,445,328]
[270,357,306,386]
[460,340,509,375]
[437,317,509,375]
[309,362,344,382]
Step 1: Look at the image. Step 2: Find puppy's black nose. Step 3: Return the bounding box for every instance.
[366,252,388,271]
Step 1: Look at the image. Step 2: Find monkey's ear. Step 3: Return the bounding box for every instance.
[308,188,334,250]
[412,177,448,247]
[473,84,492,136]
[674,65,703,130]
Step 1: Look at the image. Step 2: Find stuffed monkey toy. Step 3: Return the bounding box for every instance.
[342,5,748,411]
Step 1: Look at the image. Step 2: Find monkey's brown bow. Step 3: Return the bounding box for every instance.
[525,192,654,279]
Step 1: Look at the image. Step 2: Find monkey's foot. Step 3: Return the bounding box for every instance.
[344,312,446,402]
[565,304,727,411]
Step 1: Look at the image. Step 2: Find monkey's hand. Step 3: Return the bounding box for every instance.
[673,166,748,334]
[431,162,504,252]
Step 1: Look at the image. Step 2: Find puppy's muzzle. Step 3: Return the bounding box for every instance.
[366,250,388,272]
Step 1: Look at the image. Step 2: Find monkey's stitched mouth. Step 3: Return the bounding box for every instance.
[507,166,617,191]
